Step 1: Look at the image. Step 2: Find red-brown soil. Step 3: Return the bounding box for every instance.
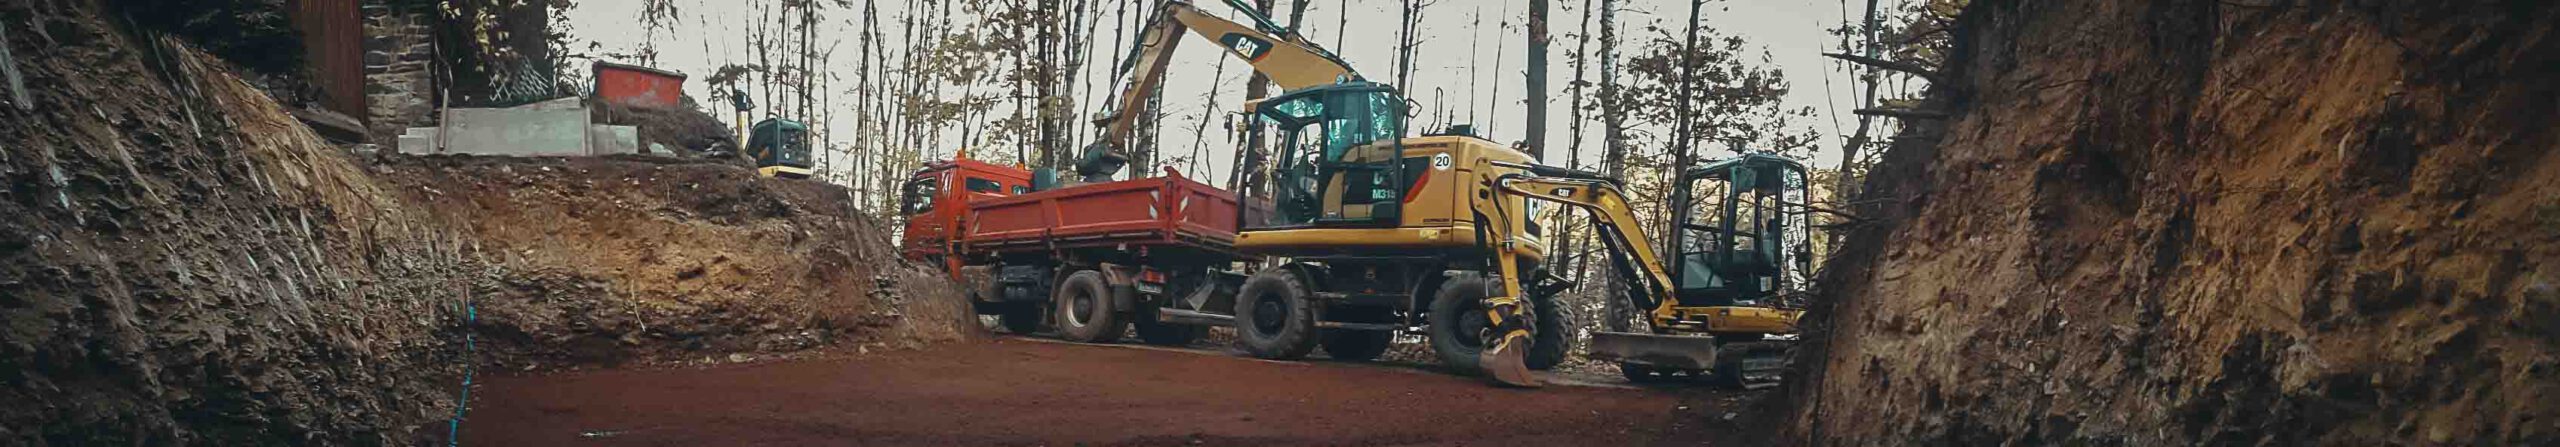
[461,338,1760,446]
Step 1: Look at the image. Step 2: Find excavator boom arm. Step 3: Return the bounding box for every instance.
[1090,0,1361,164]
[1491,174,1683,319]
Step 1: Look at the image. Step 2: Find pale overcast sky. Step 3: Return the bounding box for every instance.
[565,0,1915,186]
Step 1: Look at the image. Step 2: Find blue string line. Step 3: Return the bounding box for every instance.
[447,301,477,446]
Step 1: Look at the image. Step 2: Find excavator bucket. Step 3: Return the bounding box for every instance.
[1478,330,1542,388]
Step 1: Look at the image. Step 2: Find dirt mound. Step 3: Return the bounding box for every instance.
[1788,1,2558,445]
[0,3,966,443]
[589,99,740,159]
[376,155,972,369]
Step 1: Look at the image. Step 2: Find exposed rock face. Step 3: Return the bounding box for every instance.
[1792,1,2558,445]
[1,4,469,442]
[1,3,966,443]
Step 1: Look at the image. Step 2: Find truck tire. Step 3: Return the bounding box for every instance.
[1321,330,1392,361]
[997,302,1043,335]
[1233,269,1319,359]
[1053,270,1126,343]
[1134,320,1204,346]
[1526,291,1573,371]
[1427,274,1492,374]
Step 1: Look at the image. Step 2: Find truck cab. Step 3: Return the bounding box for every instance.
[898,157,1033,269]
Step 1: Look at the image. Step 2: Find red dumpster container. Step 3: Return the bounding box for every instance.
[592,61,687,108]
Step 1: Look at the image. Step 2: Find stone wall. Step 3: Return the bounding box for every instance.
[362,1,436,144]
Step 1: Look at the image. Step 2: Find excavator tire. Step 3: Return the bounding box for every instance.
[1234,269,1319,359]
[1526,291,1572,370]
[1427,274,1492,374]
[1052,270,1126,343]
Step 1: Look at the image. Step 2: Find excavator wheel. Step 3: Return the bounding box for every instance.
[1525,291,1572,370]
[1053,270,1127,343]
[1233,269,1319,359]
[1426,274,1490,374]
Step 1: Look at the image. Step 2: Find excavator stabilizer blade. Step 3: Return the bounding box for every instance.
[1479,330,1543,388]
[1588,331,1721,370]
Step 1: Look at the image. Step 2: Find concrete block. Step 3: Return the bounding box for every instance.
[397,134,435,154]
[588,125,639,156]
[442,106,590,157]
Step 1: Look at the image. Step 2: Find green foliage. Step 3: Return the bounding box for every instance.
[1611,23,1820,162]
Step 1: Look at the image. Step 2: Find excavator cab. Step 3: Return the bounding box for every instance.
[1671,154,1812,308]
[747,118,815,178]
[1252,82,1411,229]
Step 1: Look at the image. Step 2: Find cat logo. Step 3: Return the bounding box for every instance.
[1430,152,1453,171]
[1220,34,1273,61]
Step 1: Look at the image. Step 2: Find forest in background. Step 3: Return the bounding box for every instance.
[545,0,1961,296]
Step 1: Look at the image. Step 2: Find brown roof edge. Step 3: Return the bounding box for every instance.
[591,61,689,79]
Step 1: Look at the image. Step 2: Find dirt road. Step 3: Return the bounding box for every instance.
[460,338,1753,446]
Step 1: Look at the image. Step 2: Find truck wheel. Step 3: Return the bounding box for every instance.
[1134,321,1204,346]
[1053,270,1126,343]
[997,303,1043,335]
[1233,269,1318,359]
[1321,330,1393,361]
[1526,291,1573,371]
[1427,274,1492,374]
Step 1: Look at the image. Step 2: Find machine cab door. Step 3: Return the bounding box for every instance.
[1669,155,1811,307]
[1251,83,1410,229]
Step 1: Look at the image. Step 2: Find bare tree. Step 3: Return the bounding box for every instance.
[1524,0,1551,160]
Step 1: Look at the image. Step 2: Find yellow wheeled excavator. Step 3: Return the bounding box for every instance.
[1072,0,1805,387]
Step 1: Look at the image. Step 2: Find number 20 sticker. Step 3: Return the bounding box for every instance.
[1431,153,1453,171]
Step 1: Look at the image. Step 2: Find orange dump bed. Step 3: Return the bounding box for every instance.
[961,173,1239,255]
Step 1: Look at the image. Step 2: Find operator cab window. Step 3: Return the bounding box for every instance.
[965,177,1005,195]
[900,177,939,215]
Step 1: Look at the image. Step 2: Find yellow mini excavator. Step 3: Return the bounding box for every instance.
[1082,0,1806,387]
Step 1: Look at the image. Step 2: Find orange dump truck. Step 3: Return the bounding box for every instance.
[900,162,1251,345]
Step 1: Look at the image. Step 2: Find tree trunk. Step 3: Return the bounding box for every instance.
[1524,0,1550,161]
[1396,0,1422,95]
[1835,0,1885,204]
[1597,0,1624,178]
[1563,0,1594,285]
[1662,0,1705,255]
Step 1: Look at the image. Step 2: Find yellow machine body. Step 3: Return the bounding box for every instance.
[1235,135,1546,265]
